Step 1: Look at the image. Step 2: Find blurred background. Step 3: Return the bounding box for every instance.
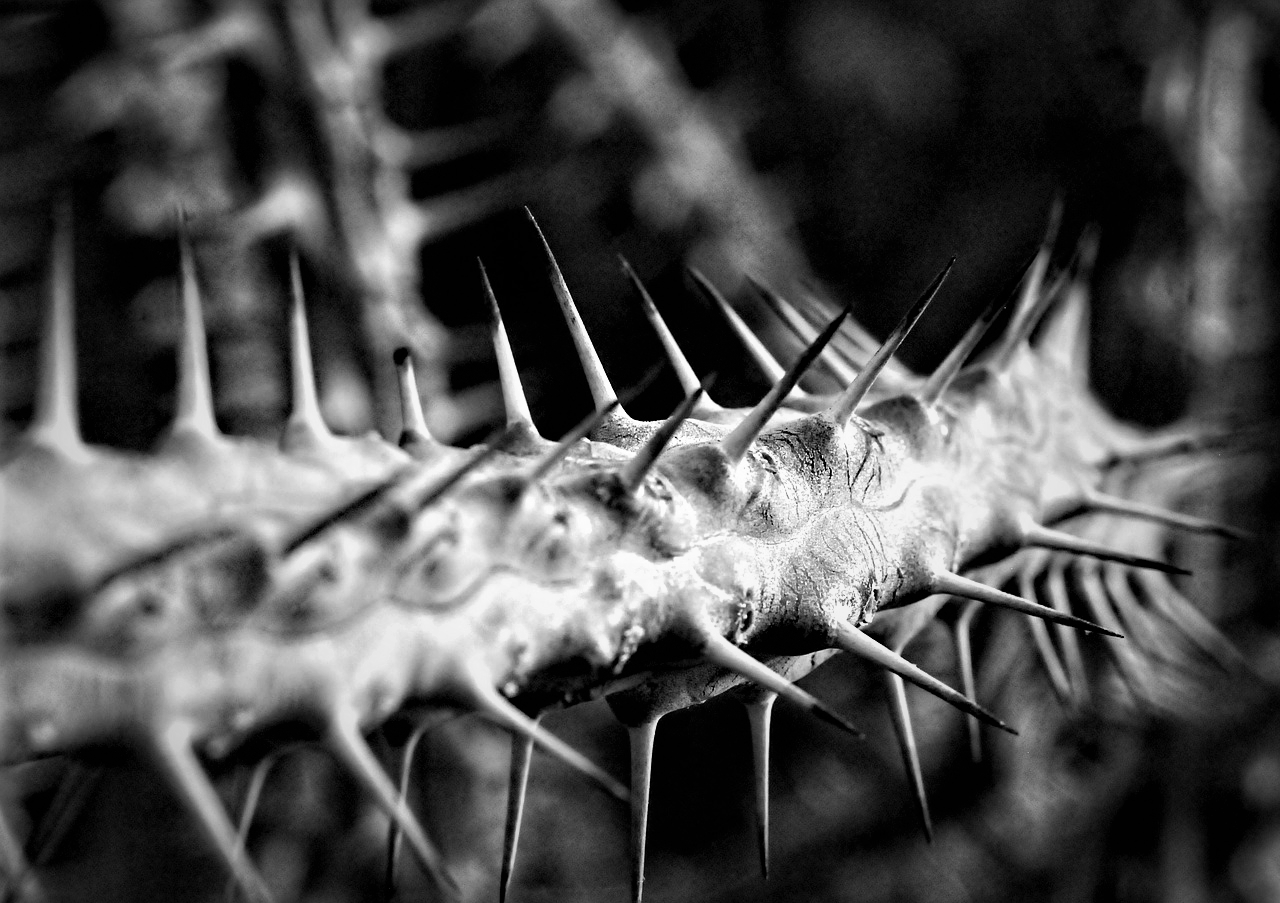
[1,0,1278,901]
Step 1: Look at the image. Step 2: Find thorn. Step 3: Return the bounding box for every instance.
[500,731,536,903]
[283,247,333,447]
[407,428,517,511]
[828,258,954,423]
[930,569,1122,637]
[171,210,220,439]
[525,400,621,483]
[919,282,1014,405]
[479,260,535,430]
[700,633,863,738]
[225,753,279,903]
[152,720,273,903]
[28,195,85,458]
[527,209,622,414]
[953,601,984,762]
[991,202,1065,367]
[393,347,437,456]
[327,710,458,899]
[687,268,787,383]
[1042,557,1091,703]
[402,169,535,248]
[386,721,431,902]
[0,804,44,903]
[747,276,859,385]
[620,257,709,401]
[743,693,775,879]
[832,622,1013,734]
[1020,518,1191,576]
[1078,489,1253,542]
[618,386,706,493]
[721,307,851,463]
[884,674,933,842]
[628,719,659,903]
[468,682,630,804]
[1018,565,1074,703]
[19,761,101,875]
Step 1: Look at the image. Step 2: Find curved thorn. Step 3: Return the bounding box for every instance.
[747,276,858,385]
[1079,489,1253,542]
[393,348,436,454]
[618,387,705,492]
[743,693,775,880]
[919,283,1014,405]
[479,260,536,430]
[829,259,954,423]
[1020,519,1190,576]
[700,634,863,738]
[885,673,933,842]
[225,753,280,903]
[930,569,1122,637]
[1017,566,1074,703]
[1043,558,1091,703]
[687,268,787,383]
[172,211,220,439]
[1134,570,1248,673]
[620,257,708,400]
[953,601,984,762]
[527,209,620,413]
[152,721,273,903]
[327,711,457,899]
[20,761,100,877]
[469,683,629,803]
[721,307,851,463]
[29,195,84,458]
[284,248,332,446]
[832,622,1013,734]
[385,720,431,902]
[499,730,536,903]
[628,719,659,903]
[526,400,620,483]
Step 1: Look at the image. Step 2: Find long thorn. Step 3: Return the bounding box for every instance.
[1043,558,1091,703]
[688,268,787,383]
[829,259,954,423]
[930,569,1122,637]
[1079,489,1252,542]
[743,693,775,879]
[28,196,84,458]
[721,307,851,463]
[284,248,332,446]
[478,260,536,430]
[618,387,705,492]
[393,348,436,455]
[628,719,659,903]
[327,711,457,899]
[469,682,629,803]
[172,211,220,439]
[153,721,273,903]
[748,276,859,384]
[527,209,621,412]
[386,721,431,902]
[919,284,1014,405]
[1018,565,1074,702]
[832,622,1013,734]
[620,257,707,399]
[499,731,535,903]
[526,400,620,483]
[885,673,933,842]
[700,633,863,738]
[954,601,984,762]
[1020,519,1190,576]
[225,753,279,903]
[992,200,1063,367]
